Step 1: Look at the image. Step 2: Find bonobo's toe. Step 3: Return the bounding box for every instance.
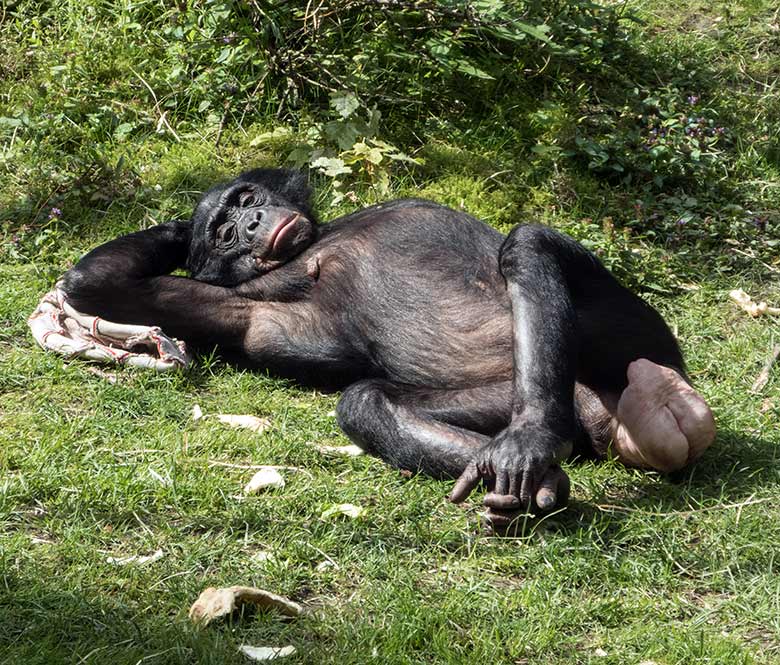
[481,466,570,534]
[481,477,571,536]
[534,465,570,511]
[481,508,528,536]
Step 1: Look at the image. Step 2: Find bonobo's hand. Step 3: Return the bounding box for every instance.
[448,420,573,514]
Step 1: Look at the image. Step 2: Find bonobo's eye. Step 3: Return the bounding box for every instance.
[239,189,264,208]
[215,221,237,249]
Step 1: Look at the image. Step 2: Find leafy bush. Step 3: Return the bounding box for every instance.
[1,0,777,279]
[566,88,730,189]
[0,0,632,146]
[0,0,635,237]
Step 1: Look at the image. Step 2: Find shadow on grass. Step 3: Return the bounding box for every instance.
[0,574,309,665]
[472,426,779,540]
[535,427,780,533]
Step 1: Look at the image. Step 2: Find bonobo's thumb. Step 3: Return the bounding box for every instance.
[448,463,481,503]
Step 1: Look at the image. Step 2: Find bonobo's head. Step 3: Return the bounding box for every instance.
[187,168,317,286]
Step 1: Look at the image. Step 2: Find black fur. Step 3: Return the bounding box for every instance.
[62,169,686,510]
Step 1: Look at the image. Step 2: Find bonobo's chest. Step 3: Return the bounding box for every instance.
[236,201,517,386]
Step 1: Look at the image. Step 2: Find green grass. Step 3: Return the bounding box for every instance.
[1,0,780,663]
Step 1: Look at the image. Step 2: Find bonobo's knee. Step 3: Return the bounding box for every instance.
[336,379,394,443]
[498,224,566,280]
[61,264,112,312]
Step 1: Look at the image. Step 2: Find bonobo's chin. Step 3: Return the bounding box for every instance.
[189,254,258,287]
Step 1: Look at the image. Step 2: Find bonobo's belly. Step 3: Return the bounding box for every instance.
[384,297,512,387]
[243,199,516,388]
[307,203,516,388]
[342,257,515,388]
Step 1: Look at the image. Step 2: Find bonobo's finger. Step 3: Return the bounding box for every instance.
[494,470,510,496]
[535,466,571,511]
[508,472,521,499]
[518,469,538,506]
[483,491,521,510]
[448,463,481,503]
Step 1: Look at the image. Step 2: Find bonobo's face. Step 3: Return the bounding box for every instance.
[187,169,316,286]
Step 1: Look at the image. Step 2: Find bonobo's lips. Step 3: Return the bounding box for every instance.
[267,213,301,255]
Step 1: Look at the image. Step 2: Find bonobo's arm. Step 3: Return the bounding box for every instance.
[62,222,252,348]
[233,253,320,303]
[450,226,576,517]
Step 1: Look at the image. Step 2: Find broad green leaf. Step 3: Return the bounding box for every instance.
[331,93,360,119]
[455,60,494,80]
[515,22,553,44]
[249,126,293,146]
[311,156,352,177]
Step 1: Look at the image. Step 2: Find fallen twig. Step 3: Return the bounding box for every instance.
[130,66,181,142]
[751,344,780,393]
[729,288,780,317]
[98,448,167,456]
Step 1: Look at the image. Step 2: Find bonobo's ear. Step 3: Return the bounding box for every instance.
[237,168,317,223]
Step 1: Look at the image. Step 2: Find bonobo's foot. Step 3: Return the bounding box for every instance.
[611,359,716,472]
[448,421,573,516]
[480,467,571,535]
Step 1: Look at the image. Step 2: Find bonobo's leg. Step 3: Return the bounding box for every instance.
[337,380,505,478]
[337,379,574,528]
[450,224,715,515]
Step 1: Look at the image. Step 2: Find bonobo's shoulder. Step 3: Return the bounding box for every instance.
[339,197,447,220]
[375,197,446,211]
[330,198,476,229]
[319,198,503,251]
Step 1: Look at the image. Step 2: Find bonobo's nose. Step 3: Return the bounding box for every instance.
[243,210,263,240]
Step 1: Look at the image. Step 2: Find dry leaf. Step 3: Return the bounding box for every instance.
[321,503,365,520]
[215,414,271,433]
[729,288,780,317]
[192,405,271,433]
[244,468,285,494]
[189,586,303,625]
[315,560,337,572]
[751,345,780,394]
[309,442,364,457]
[106,548,165,566]
[238,645,296,661]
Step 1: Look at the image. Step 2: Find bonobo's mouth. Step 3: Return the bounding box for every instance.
[268,213,301,254]
[252,212,313,274]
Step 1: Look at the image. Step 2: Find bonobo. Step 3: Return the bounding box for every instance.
[62,168,716,528]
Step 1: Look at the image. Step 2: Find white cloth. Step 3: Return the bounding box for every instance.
[28,284,190,371]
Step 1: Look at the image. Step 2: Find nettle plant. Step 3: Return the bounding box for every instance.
[281,93,418,205]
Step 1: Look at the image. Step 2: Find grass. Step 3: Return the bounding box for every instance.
[1,0,780,663]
